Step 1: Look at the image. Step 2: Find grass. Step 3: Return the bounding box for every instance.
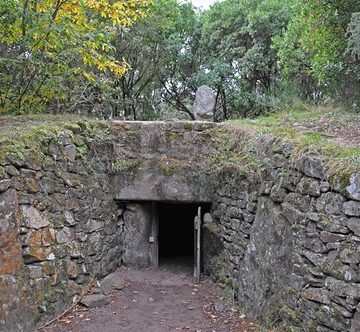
[228,102,360,178]
[0,114,105,138]
[0,114,108,166]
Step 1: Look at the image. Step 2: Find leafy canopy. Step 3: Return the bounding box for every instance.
[0,0,151,113]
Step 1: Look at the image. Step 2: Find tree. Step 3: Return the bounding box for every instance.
[104,0,200,120]
[197,0,291,119]
[0,0,151,114]
[276,0,360,105]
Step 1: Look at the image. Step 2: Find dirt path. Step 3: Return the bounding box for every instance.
[41,263,257,332]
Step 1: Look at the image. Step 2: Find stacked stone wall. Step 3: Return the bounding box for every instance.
[205,136,360,331]
[2,120,360,332]
[0,123,124,330]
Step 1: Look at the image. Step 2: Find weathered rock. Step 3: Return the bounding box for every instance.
[59,131,73,146]
[325,277,360,298]
[0,166,7,180]
[340,248,360,265]
[99,272,127,295]
[27,265,43,279]
[80,294,110,308]
[67,260,79,279]
[302,250,327,267]
[281,202,305,225]
[24,178,40,193]
[348,217,360,236]
[65,241,81,258]
[285,193,311,212]
[56,227,74,243]
[317,216,350,234]
[316,193,345,215]
[346,174,360,201]
[237,197,294,318]
[23,150,43,170]
[299,154,326,179]
[41,228,56,246]
[193,85,215,121]
[302,288,330,304]
[21,205,50,229]
[297,177,321,197]
[64,211,76,226]
[270,183,287,203]
[0,179,11,193]
[320,231,346,243]
[343,200,360,217]
[320,181,330,193]
[0,275,39,332]
[85,219,103,233]
[351,304,360,332]
[304,237,327,253]
[63,144,77,161]
[6,151,25,167]
[283,171,302,191]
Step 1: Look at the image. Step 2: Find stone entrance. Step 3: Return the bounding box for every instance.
[119,201,211,274]
[158,203,198,267]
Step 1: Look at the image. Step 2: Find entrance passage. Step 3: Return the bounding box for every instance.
[157,203,211,271]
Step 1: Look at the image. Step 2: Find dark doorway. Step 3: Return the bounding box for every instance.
[157,202,211,270]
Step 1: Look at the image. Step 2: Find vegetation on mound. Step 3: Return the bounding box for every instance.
[229,104,360,178]
[0,115,109,166]
[2,105,360,188]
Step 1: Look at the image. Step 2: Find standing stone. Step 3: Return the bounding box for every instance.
[193,86,215,121]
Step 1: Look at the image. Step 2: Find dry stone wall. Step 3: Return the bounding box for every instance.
[0,123,124,331]
[1,120,360,332]
[205,136,360,332]
[0,120,218,332]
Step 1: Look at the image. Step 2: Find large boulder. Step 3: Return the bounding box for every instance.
[193,85,215,121]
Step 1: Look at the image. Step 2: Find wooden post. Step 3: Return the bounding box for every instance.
[150,202,159,268]
[194,206,201,282]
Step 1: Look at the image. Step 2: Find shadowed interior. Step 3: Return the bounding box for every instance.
[158,203,211,268]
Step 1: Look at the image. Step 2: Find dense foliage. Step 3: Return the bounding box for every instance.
[0,0,151,114]
[198,0,291,119]
[1,0,360,117]
[276,0,360,107]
